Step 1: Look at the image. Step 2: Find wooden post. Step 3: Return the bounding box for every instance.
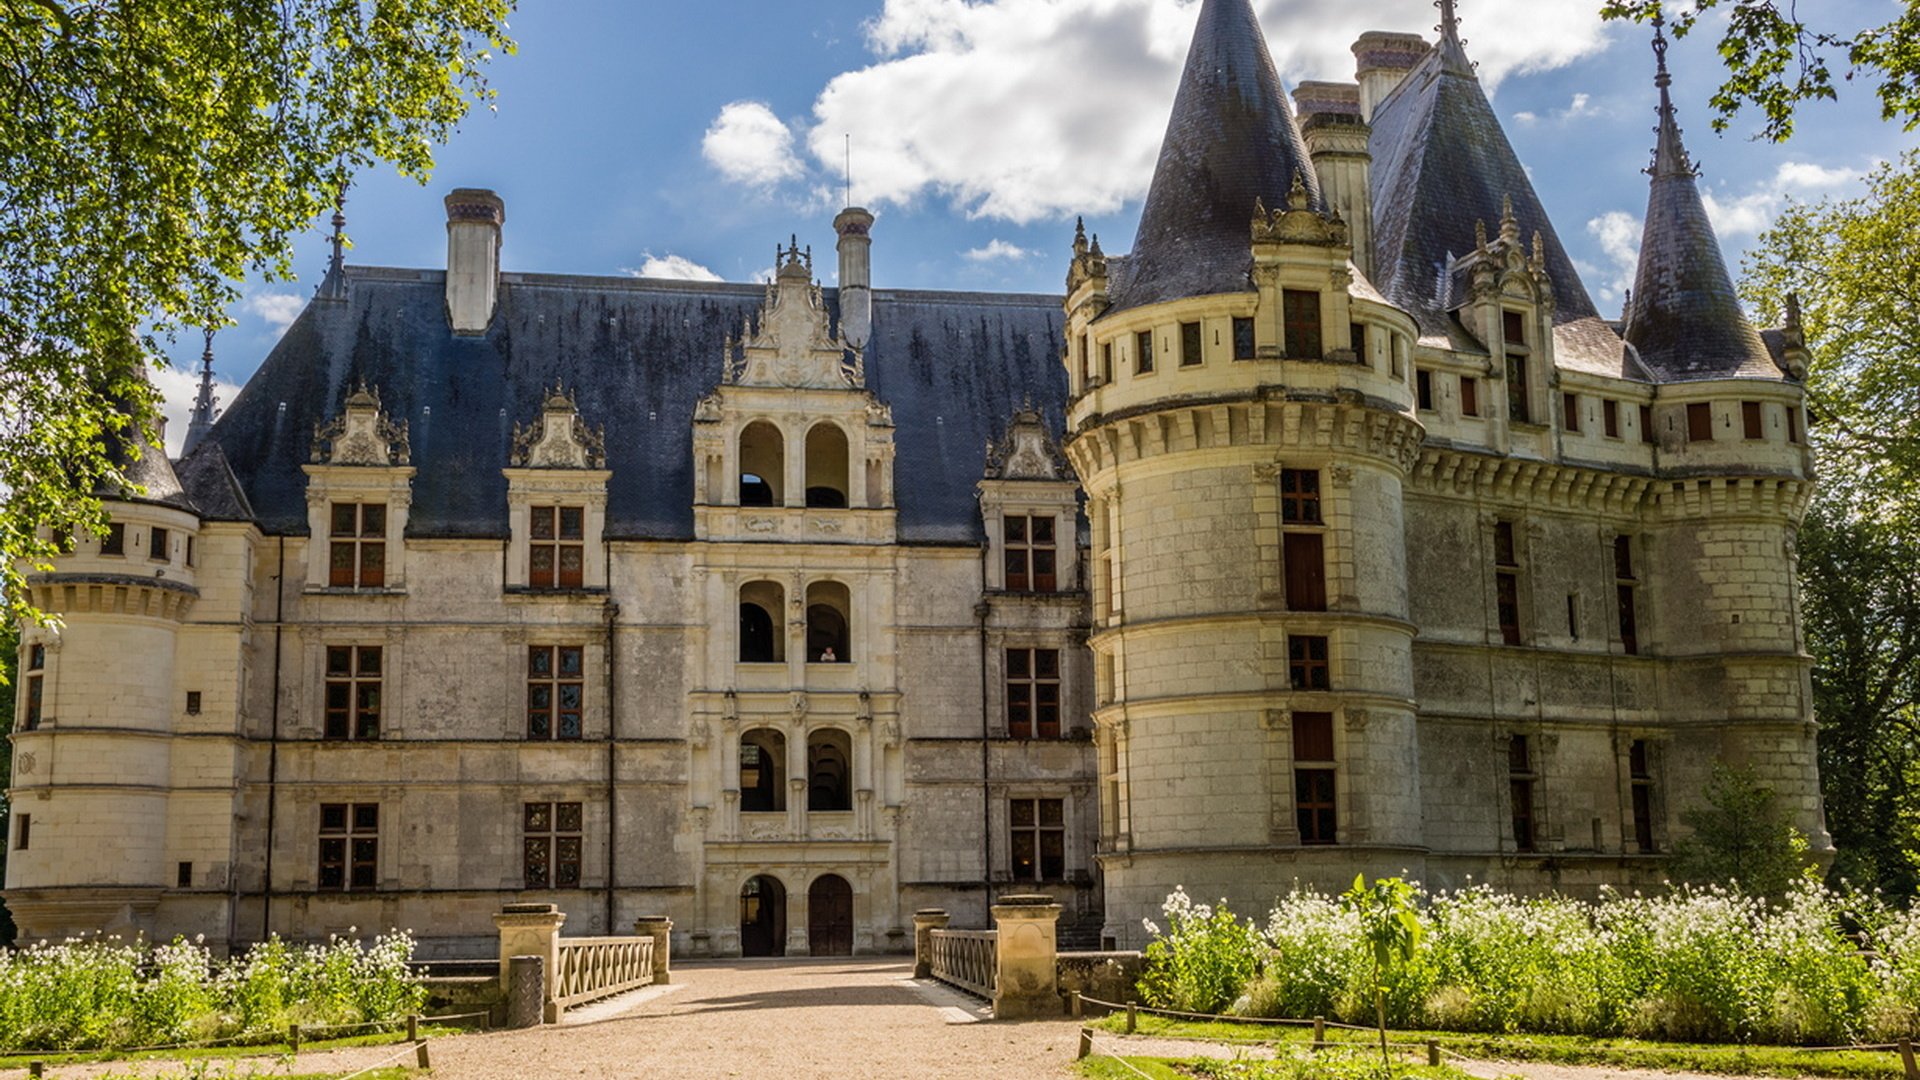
[1313,1016,1325,1052]
[1900,1038,1918,1080]
[407,1013,419,1042]
[1078,1028,1093,1060]
[28,1062,43,1078]
[1125,1001,1137,1034]
[1070,990,1082,1018]
[1428,1039,1441,1067]
[289,1023,301,1053]
[416,1041,432,1068]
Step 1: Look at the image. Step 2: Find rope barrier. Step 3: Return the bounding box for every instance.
[333,1038,429,1080]
[0,1015,427,1060]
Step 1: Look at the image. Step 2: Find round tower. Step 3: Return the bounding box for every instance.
[5,392,201,941]
[1063,0,1425,948]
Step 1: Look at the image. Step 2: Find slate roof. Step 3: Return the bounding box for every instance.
[1105,0,1320,315]
[100,376,197,513]
[1366,29,1630,377]
[186,268,1065,544]
[1621,51,1780,382]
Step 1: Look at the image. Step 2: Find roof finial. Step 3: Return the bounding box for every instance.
[1648,13,1697,177]
[183,328,221,455]
[1437,0,1460,43]
[320,188,348,299]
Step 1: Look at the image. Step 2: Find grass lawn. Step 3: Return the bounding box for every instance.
[1086,1013,1907,1080]
[0,1026,463,1072]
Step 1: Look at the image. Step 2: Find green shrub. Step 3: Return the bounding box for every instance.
[1139,888,1264,1015]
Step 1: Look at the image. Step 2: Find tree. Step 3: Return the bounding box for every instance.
[1670,764,1811,898]
[1741,152,1920,895]
[0,0,515,630]
[1344,875,1422,1072]
[0,619,13,945]
[1601,1,1920,141]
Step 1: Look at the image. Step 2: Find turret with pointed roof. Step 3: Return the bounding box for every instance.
[1622,20,1779,382]
[1106,0,1320,314]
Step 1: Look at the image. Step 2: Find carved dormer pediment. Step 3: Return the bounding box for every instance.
[311,382,410,466]
[725,238,860,391]
[984,406,1068,481]
[1251,173,1350,249]
[1452,196,1556,313]
[510,384,607,469]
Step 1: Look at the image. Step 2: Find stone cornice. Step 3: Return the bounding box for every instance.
[1067,391,1424,481]
[1410,445,1812,521]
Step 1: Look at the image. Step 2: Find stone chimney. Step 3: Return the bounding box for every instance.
[834,207,875,351]
[445,188,505,335]
[1352,31,1427,121]
[1292,81,1374,281]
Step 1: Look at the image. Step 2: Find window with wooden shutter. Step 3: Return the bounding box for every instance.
[1687,403,1714,442]
[1180,321,1203,366]
[1135,330,1154,374]
[1283,533,1327,612]
[1461,377,1479,417]
[1562,392,1581,432]
[1603,399,1621,438]
[329,503,386,588]
[1003,514,1057,592]
[529,506,585,589]
[1293,712,1336,845]
[1742,400,1764,440]
[1639,404,1655,444]
[1283,290,1322,359]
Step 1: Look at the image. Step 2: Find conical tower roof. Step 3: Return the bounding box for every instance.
[1107,0,1320,314]
[99,363,196,512]
[1622,23,1778,381]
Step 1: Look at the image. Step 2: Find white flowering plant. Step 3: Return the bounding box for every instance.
[1139,887,1265,1015]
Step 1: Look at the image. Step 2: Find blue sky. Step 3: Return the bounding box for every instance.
[160,0,1918,446]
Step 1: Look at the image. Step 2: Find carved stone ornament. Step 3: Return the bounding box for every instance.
[311,382,410,466]
[1449,195,1556,319]
[865,399,894,428]
[689,716,711,749]
[509,384,607,469]
[1250,172,1350,249]
[790,692,808,720]
[1344,707,1371,733]
[1328,464,1355,489]
[724,238,861,390]
[693,393,724,424]
[983,405,1068,480]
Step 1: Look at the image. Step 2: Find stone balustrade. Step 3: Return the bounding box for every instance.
[490,904,672,1024]
[915,895,1063,1020]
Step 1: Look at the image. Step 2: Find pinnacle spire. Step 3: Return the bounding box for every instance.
[1435,0,1472,74]
[1623,16,1774,381]
[183,329,220,455]
[1107,0,1319,313]
[320,192,349,299]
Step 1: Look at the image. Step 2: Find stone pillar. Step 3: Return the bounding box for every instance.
[505,955,545,1029]
[494,903,566,1003]
[990,895,1061,1019]
[634,916,673,985]
[911,908,950,978]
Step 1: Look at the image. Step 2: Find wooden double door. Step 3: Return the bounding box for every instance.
[807,874,853,956]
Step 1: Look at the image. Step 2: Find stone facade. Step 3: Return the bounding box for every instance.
[7,1,1827,956]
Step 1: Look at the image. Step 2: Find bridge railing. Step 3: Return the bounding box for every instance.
[928,928,997,1000]
[553,936,655,1012]
[914,896,1062,1019]
[492,906,674,1024]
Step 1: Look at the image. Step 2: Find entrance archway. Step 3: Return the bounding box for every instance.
[808,874,853,957]
[740,875,787,957]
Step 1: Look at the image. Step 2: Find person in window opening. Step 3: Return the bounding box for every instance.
[819,646,836,663]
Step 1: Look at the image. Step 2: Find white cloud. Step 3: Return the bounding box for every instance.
[1703,159,1864,238]
[244,293,305,335]
[152,364,244,457]
[962,239,1033,262]
[1516,91,1603,126]
[705,0,1613,225]
[1585,210,1641,308]
[702,101,804,186]
[623,254,723,282]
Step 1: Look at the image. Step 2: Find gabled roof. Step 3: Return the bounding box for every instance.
[196,268,1065,544]
[1622,30,1780,383]
[1366,28,1627,376]
[1106,0,1319,315]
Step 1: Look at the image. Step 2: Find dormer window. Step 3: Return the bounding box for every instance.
[329,503,387,588]
[1004,514,1058,592]
[739,421,784,506]
[1503,310,1532,424]
[1283,290,1322,359]
[529,506,584,590]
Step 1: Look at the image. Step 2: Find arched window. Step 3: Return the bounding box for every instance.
[806,580,851,663]
[739,581,786,663]
[740,729,787,812]
[807,729,852,811]
[739,421,784,507]
[804,423,850,508]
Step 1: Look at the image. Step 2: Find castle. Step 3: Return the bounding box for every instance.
[6,0,1827,957]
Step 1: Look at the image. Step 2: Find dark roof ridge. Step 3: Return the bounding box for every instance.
[339,264,1062,307]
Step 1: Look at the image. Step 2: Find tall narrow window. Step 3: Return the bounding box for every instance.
[528,645,585,740]
[319,803,379,891]
[329,503,387,588]
[149,526,170,562]
[14,813,28,851]
[1003,514,1057,592]
[1494,521,1522,646]
[1416,370,1434,411]
[1504,311,1531,424]
[1509,734,1536,852]
[1742,400,1764,440]
[185,535,195,567]
[1232,317,1256,360]
[1281,469,1326,612]
[1280,470,1321,524]
[1686,403,1714,442]
[1006,647,1061,739]
[1283,290,1322,359]
[1100,342,1113,383]
[1010,798,1065,881]
[1787,407,1801,445]
[1615,535,1639,656]
[524,802,583,889]
[1349,323,1367,363]
[100,522,125,556]
[1293,712,1336,845]
[22,643,43,731]
[1639,404,1655,444]
[1630,740,1656,852]
[529,506,585,589]
[1461,377,1480,418]
[1562,392,1582,432]
[323,645,382,740]
[1603,399,1621,438]
[1135,330,1154,374]
[1288,635,1330,690]
[1180,321,1203,366]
